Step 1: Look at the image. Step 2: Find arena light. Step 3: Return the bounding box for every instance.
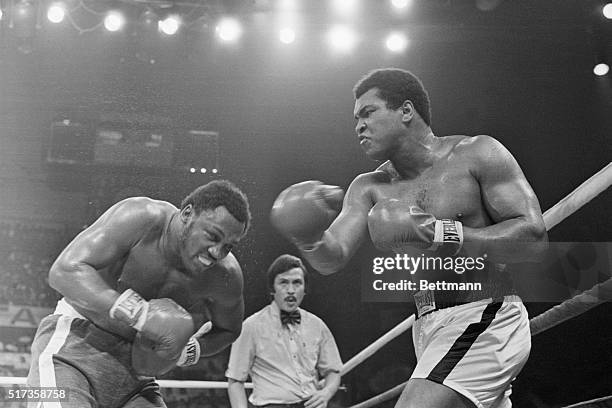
[327,25,357,53]
[603,3,612,19]
[200,168,207,173]
[391,0,412,10]
[47,3,65,23]
[332,0,359,18]
[385,32,408,53]
[279,27,296,44]
[278,0,299,11]
[104,11,125,32]
[159,15,180,35]
[212,168,218,174]
[593,62,610,76]
[189,168,196,173]
[216,18,242,42]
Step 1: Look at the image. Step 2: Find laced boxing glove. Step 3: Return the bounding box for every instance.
[131,321,212,377]
[109,289,194,376]
[270,180,344,250]
[368,200,463,256]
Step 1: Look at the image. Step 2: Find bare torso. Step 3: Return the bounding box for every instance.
[66,200,239,339]
[367,136,492,227]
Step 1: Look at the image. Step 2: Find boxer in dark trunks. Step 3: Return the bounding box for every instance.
[27,179,251,407]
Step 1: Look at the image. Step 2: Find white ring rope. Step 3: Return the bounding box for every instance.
[542,162,612,231]
[0,162,610,400]
[340,315,415,376]
[561,394,612,408]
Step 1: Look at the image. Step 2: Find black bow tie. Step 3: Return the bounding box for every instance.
[280,310,301,326]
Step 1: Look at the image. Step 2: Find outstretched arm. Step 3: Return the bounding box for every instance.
[301,175,374,274]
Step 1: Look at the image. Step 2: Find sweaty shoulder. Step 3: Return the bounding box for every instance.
[451,135,520,182]
[112,196,174,221]
[452,134,507,159]
[107,197,173,231]
[349,163,394,190]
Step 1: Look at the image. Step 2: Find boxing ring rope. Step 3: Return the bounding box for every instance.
[541,162,612,231]
[0,162,610,406]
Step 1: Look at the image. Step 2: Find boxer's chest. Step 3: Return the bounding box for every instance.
[116,243,209,311]
[372,166,488,225]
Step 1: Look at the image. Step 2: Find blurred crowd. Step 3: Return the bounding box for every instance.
[0,220,66,307]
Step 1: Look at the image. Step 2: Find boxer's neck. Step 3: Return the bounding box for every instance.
[390,130,439,179]
[161,211,181,267]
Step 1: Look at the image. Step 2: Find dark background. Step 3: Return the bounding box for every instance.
[0,0,611,406]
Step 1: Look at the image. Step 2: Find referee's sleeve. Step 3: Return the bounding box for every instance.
[225,317,256,382]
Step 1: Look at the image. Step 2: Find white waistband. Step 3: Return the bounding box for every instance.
[54,298,88,320]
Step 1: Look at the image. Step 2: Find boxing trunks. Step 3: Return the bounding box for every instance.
[26,299,165,408]
[411,295,530,408]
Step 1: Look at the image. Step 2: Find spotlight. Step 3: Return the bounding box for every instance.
[189,168,196,173]
[603,3,612,19]
[104,11,125,32]
[332,0,359,17]
[391,0,411,9]
[385,32,408,52]
[279,27,296,44]
[278,0,298,11]
[216,18,242,42]
[327,25,357,53]
[593,62,610,76]
[212,168,218,174]
[200,168,207,173]
[47,3,65,23]
[159,15,180,35]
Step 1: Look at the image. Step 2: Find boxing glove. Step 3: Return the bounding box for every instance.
[131,321,211,377]
[176,321,213,367]
[368,200,463,256]
[110,289,194,360]
[270,180,344,249]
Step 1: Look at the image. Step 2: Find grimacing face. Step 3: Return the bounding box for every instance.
[354,88,406,161]
[272,267,305,312]
[180,205,245,275]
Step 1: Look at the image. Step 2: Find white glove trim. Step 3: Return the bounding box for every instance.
[109,289,149,331]
[432,219,464,255]
[176,337,201,367]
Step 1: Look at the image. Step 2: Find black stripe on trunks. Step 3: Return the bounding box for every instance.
[426,299,503,383]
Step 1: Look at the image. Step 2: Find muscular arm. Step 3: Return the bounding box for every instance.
[300,174,374,275]
[49,198,162,328]
[463,136,548,262]
[227,379,249,408]
[197,257,245,356]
